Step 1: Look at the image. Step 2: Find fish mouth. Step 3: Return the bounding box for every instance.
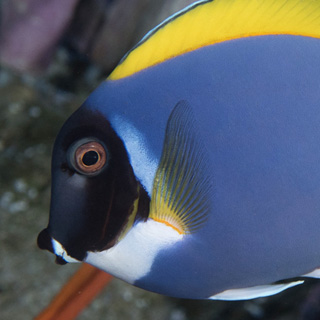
[51,238,80,263]
[55,255,68,265]
[37,228,54,253]
[37,228,80,264]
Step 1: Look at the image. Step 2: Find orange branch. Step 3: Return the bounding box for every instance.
[35,264,113,320]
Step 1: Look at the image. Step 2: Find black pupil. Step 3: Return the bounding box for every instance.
[82,151,99,166]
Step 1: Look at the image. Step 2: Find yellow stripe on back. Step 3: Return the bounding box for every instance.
[109,0,320,80]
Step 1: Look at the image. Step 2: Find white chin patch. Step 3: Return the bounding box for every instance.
[84,219,183,284]
[52,238,80,263]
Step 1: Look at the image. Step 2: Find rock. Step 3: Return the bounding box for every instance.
[0,0,80,73]
[0,0,196,74]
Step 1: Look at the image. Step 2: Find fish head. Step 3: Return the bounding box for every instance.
[37,105,141,264]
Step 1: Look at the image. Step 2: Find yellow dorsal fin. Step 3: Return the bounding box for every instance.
[109,0,320,80]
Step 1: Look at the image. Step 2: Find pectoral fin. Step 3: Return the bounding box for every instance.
[150,100,212,234]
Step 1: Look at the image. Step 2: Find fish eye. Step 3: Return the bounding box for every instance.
[68,138,108,176]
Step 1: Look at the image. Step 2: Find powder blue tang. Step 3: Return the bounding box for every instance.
[38,0,320,300]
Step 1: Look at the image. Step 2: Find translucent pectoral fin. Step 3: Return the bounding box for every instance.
[150,100,212,234]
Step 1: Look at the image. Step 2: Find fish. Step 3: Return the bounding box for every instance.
[38,0,320,300]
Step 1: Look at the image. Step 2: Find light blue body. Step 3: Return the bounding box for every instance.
[84,35,320,298]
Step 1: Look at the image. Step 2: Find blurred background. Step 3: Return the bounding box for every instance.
[1,0,320,319]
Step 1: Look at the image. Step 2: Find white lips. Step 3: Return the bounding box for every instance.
[51,238,80,263]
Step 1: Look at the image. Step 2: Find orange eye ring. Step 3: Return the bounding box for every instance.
[68,139,108,176]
